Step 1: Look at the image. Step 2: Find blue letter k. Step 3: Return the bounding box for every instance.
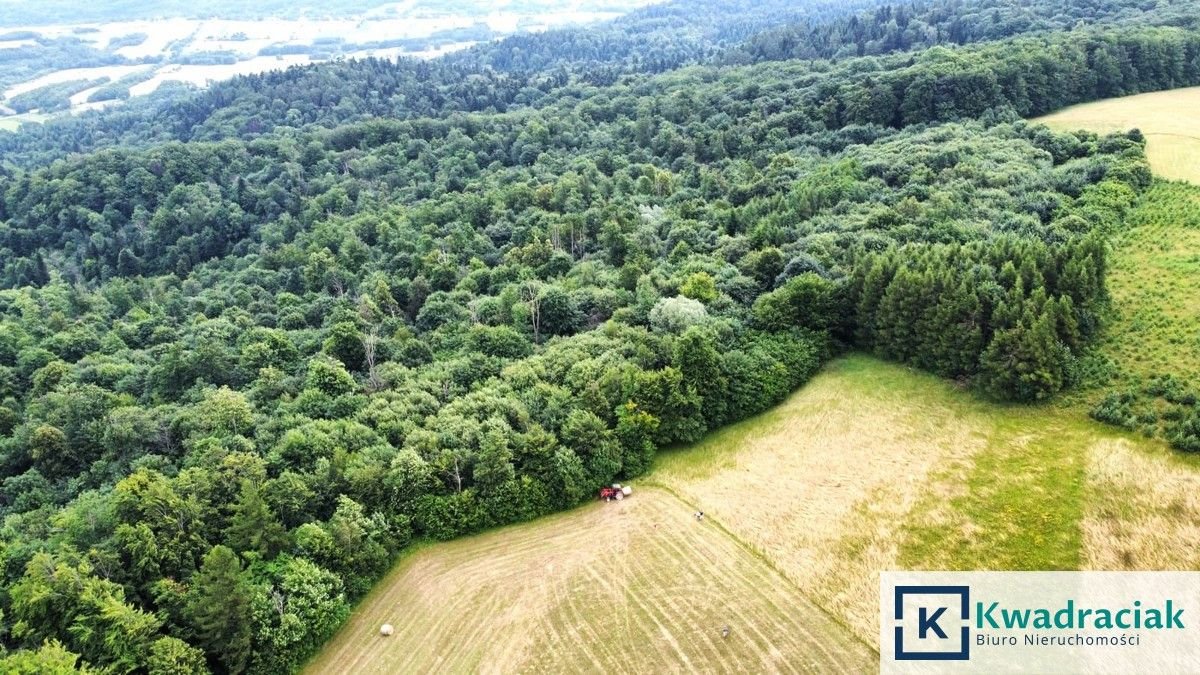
[919,607,948,639]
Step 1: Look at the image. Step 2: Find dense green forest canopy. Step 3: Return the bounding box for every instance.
[0,23,1190,278]
[442,0,891,74]
[734,0,1200,62]
[0,0,1193,672]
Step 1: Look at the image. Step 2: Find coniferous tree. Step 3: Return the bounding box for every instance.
[225,481,287,557]
[185,546,253,674]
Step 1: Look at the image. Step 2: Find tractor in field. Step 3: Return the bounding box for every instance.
[599,483,633,501]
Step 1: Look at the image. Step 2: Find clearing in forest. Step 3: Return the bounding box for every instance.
[1034,86,1200,184]
[0,113,45,132]
[311,356,1200,671]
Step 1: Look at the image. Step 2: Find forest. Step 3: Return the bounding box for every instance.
[0,0,1193,672]
[4,0,1197,166]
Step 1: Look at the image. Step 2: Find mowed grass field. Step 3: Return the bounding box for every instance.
[1034,86,1200,183]
[653,356,1200,644]
[310,356,1200,672]
[305,486,873,674]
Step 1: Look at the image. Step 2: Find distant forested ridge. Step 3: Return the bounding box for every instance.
[0,25,1189,282]
[2,0,1195,167]
[443,0,890,74]
[734,0,1200,62]
[0,0,1188,671]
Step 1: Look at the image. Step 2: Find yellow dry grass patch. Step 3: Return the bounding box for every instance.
[652,357,1200,645]
[311,356,1200,671]
[1034,86,1200,184]
[305,488,872,675]
[1083,438,1200,570]
[652,358,989,644]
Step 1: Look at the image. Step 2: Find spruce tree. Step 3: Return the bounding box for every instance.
[226,481,286,557]
[185,546,253,674]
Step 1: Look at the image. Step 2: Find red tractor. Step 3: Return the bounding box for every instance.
[599,483,632,501]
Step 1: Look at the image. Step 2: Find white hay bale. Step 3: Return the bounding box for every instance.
[380,624,394,636]
[612,483,621,489]
[621,485,632,496]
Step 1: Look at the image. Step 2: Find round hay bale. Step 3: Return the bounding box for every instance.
[621,485,632,496]
[380,624,394,637]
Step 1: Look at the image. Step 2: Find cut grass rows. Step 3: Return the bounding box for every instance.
[654,355,1092,642]
[305,488,873,674]
[310,354,1200,672]
[654,355,1200,644]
